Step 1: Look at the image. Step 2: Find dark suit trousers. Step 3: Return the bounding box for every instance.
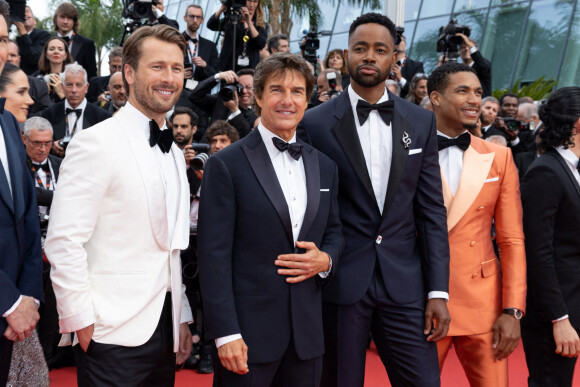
[321,265,440,387]
[74,293,175,387]
[0,336,14,386]
[522,323,578,387]
[212,338,322,387]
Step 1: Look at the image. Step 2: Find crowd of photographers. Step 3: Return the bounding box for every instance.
[1,0,555,383]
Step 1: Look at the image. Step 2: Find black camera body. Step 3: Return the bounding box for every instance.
[59,135,72,150]
[191,143,211,171]
[300,27,320,67]
[7,0,26,23]
[395,26,405,46]
[436,19,471,61]
[502,117,530,132]
[122,0,159,20]
[218,81,243,102]
[221,0,246,8]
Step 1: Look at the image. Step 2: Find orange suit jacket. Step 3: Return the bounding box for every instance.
[442,135,526,336]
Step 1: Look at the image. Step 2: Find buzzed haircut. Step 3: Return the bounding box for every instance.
[427,62,477,96]
[482,96,499,106]
[500,93,519,106]
[348,13,396,43]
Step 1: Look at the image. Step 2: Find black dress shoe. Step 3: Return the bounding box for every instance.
[197,353,214,374]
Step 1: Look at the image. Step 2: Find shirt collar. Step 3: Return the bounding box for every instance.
[57,32,73,39]
[64,98,87,112]
[185,30,198,40]
[556,146,579,169]
[123,102,167,141]
[437,129,468,139]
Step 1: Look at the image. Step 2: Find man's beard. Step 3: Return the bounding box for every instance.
[348,62,389,88]
[132,77,180,116]
[174,134,192,146]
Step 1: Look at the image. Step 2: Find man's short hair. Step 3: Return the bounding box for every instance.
[519,102,538,120]
[53,2,79,33]
[482,96,499,106]
[427,62,477,96]
[23,117,54,137]
[109,47,123,61]
[122,25,186,96]
[205,120,239,143]
[253,53,315,116]
[538,87,580,152]
[385,79,401,96]
[170,106,199,127]
[0,0,10,26]
[349,13,396,44]
[185,4,203,16]
[237,68,255,78]
[63,62,88,84]
[486,135,507,147]
[499,93,519,106]
[267,34,288,54]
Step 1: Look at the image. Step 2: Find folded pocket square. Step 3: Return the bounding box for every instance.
[320,189,330,192]
[484,177,499,183]
[409,148,422,155]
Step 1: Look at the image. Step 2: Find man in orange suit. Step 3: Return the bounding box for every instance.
[428,62,527,386]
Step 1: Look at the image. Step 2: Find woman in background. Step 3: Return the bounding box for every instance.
[324,48,350,88]
[33,36,73,103]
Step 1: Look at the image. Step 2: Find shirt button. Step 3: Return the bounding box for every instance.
[376,235,382,245]
[294,224,298,228]
[293,196,296,201]
[470,241,476,247]
[288,171,292,175]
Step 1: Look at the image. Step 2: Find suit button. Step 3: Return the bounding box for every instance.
[478,206,484,210]
[470,241,476,247]
[376,236,382,245]
[472,273,478,278]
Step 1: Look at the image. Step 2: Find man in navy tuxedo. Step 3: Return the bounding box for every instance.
[0,3,43,384]
[198,53,344,386]
[298,13,450,387]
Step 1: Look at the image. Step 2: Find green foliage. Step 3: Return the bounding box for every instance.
[492,76,558,101]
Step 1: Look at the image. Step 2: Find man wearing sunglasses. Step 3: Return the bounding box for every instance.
[182,4,219,85]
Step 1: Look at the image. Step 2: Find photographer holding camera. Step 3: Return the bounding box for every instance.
[188,69,256,141]
[310,68,343,107]
[144,0,179,29]
[207,0,267,72]
[390,34,424,98]
[182,5,219,88]
[457,33,492,97]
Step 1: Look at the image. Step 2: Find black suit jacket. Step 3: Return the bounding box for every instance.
[41,101,112,141]
[17,28,51,75]
[514,151,537,181]
[471,50,492,98]
[198,129,343,363]
[481,124,509,140]
[400,57,424,98]
[28,75,52,117]
[298,90,450,305]
[521,149,580,329]
[183,33,219,82]
[27,154,62,207]
[512,124,541,155]
[0,107,43,334]
[68,33,98,80]
[86,75,110,104]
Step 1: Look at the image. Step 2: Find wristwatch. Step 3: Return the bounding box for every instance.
[503,308,523,320]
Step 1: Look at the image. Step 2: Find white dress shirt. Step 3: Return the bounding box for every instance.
[65,98,87,138]
[0,124,12,197]
[437,130,467,196]
[347,85,392,214]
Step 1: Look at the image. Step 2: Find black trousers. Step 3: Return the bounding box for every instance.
[74,293,175,387]
[321,266,440,387]
[0,335,13,386]
[522,322,578,387]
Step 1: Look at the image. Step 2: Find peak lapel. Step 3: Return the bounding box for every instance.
[0,120,15,213]
[447,145,494,231]
[242,131,293,244]
[440,168,453,220]
[550,149,580,200]
[297,144,320,242]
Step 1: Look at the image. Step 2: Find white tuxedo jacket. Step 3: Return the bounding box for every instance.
[45,106,192,352]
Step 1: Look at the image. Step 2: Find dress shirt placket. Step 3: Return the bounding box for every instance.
[369,112,382,212]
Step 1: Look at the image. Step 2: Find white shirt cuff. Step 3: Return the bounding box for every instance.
[553,315,569,323]
[3,295,22,317]
[227,110,241,121]
[214,73,221,82]
[510,137,521,146]
[469,46,478,54]
[398,77,407,87]
[428,291,449,301]
[318,255,332,278]
[216,333,242,348]
[154,8,164,18]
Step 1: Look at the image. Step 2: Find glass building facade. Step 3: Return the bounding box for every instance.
[165,0,580,91]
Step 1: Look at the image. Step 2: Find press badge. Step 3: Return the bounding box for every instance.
[185,79,198,90]
[237,55,250,67]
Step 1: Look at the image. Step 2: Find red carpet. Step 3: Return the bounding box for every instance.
[49,342,580,386]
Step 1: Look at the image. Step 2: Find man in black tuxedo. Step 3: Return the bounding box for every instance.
[198,53,343,386]
[512,102,542,155]
[42,63,111,157]
[298,13,450,387]
[87,47,123,103]
[98,72,127,115]
[480,96,503,139]
[182,4,219,86]
[521,86,580,386]
[13,6,51,76]
[0,5,43,384]
[53,2,98,80]
[458,33,492,97]
[391,35,424,98]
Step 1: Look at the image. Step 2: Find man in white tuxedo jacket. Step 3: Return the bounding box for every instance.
[44,25,193,386]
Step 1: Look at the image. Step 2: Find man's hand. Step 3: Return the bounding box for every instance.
[218,70,238,84]
[192,57,207,68]
[48,73,65,99]
[5,296,39,341]
[391,63,402,81]
[77,324,94,353]
[223,92,239,113]
[492,314,520,361]
[317,91,330,104]
[52,141,65,157]
[176,323,193,364]
[553,318,580,358]
[3,326,17,341]
[275,241,330,284]
[424,298,450,342]
[184,67,193,80]
[97,92,109,104]
[14,21,26,36]
[183,144,197,165]
[455,32,472,48]
[494,117,519,141]
[218,338,249,374]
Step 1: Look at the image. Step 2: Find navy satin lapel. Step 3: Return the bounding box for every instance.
[331,104,376,209]
[382,105,412,217]
[242,131,293,244]
[551,149,580,200]
[0,114,23,216]
[297,144,320,242]
[0,154,13,213]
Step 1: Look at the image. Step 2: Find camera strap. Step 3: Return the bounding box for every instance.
[28,159,52,190]
[237,21,250,67]
[65,109,82,137]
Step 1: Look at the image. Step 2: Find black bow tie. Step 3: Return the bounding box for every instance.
[33,162,50,172]
[184,34,198,44]
[272,137,302,161]
[66,108,82,116]
[149,120,174,153]
[61,36,71,44]
[437,132,471,151]
[356,99,394,126]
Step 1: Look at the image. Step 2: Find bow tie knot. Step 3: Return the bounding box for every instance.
[66,108,82,116]
[356,99,394,126]
[149,120,174,153]
[437,132,471,151]
[272,137,302,161]
[32,162,50,172]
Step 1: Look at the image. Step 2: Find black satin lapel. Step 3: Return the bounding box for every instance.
[71,37,81,60]
[331,109,376,207]
[551,149,580,200]
[383,108,412,217]
[242,134,293,244]
[297,145,320,242]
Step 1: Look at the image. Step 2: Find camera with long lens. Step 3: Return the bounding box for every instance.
[436,19,471,62]
[122,0,159,20]
[218,81,243,102]
[326,71,341,99]
[300,27,320,68]
[395,26,404,46]
[7,0,26,23]
[221,0,246,22]
[191,143,211,170]
[502,117,530,132]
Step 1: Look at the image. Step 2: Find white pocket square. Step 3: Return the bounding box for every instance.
[484,177,499,183]
[320,189,330,192]
[409,148,422,155]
